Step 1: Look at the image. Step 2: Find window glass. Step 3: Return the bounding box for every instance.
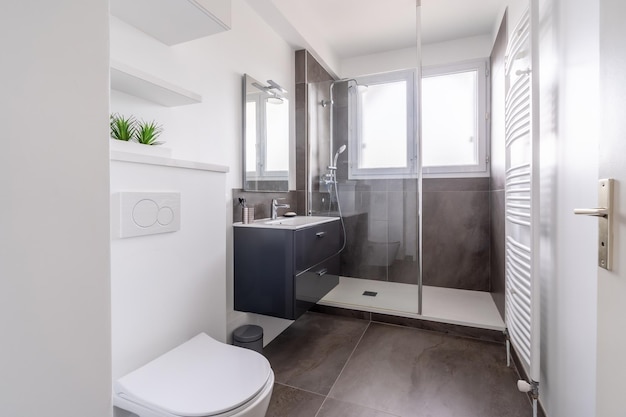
[349,69,416,179]
[359,81,408,169]
[347,61,487,179]
[422,70,478,167]
[265,99,289,172]
[245,100,257,173]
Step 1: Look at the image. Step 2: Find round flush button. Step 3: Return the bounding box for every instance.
[132,199,159,228]
[157,206,174,226]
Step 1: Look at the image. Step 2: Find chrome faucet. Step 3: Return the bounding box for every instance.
[271,198,290,220]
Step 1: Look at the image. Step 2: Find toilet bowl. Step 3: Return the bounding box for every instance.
[113,333,274,417]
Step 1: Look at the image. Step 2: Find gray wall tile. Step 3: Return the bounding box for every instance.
[295,50,306,84]
[490,13,508,319]
[295,83,308,192]
[422,189,490,290]
[232,189,296,222]
[306,51,334,83]
[490,190,506,319]
[490,13,507,192]
[423,177,489,192]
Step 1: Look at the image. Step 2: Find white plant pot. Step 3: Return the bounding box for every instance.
[110,138,172,158]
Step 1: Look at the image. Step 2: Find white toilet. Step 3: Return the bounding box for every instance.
[113,333,274,417]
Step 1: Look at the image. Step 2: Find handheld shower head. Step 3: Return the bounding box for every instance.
[333,145,347,168]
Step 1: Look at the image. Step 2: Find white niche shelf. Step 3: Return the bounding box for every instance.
[111,0,231,46]
[111,60,202,107]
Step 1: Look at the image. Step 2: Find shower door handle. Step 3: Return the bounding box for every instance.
[574,178,613,270]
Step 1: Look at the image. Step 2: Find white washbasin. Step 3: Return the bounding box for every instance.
[234,216,339,230]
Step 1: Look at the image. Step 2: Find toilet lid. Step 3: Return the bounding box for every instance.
[114,333,272,417]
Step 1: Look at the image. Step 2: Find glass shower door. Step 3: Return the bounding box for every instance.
[307,76,422,315]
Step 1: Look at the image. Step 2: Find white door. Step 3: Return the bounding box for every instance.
[596,1,626,415]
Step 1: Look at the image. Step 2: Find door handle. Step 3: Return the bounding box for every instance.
[573,208,608,217]
[316,231,326,238]
[574,178,613,270]
[316,268,327,276]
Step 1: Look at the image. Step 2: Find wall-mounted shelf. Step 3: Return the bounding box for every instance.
[111,149,229,173]
[110,60,202,107]
[110,0,231,46]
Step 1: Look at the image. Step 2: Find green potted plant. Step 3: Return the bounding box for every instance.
[110,113,136,141]
[109,114,171,157]
[135,120,164,146]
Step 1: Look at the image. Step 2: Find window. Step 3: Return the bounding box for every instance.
[349,69,417,179]
[422,59,489,176]
[347,60,488,179]
[264,99,289,173]
[245,95,289,180]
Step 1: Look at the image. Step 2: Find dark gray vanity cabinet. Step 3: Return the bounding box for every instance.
[234,220,340,320]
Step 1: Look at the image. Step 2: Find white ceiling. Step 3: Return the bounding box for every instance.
[278,0,507,59]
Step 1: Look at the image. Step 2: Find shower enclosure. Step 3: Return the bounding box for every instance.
[302,64,502,329]
[303,68,422,316]
[294,0,508,332]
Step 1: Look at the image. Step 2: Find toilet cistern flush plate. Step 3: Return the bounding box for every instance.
[118,191,180,238]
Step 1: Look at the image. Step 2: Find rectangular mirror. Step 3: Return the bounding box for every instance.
[243,74,289,192]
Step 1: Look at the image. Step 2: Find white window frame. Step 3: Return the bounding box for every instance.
[421,59,490,177]
[348,69,418,180]
[245,93,289,181]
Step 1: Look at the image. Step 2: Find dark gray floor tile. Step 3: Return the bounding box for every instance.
[263,312,369,395]
[317,398,400,417]
[265,383,324,417]
[328,323,530,417]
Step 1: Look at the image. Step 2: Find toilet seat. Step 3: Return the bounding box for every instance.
[114,333,272,417]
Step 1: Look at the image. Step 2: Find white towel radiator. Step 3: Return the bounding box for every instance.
[504,6,540,415]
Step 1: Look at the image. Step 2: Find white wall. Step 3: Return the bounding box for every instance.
[109,0,296,359]
[536,0,599,415]
[110,160,227,380]
[340,47,417,78]
[0,2,112,417]
[422,35,494,68]
[109,1,295,181]
[498,0,531,43]
[255,0,341,77]
[340,35,493,79]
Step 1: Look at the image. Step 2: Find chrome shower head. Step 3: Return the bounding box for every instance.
[333,145,347,168]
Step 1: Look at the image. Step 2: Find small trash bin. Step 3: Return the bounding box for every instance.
[233,325,263,354]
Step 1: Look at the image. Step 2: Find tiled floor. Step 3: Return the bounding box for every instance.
[319,277,505,330]
[263,312,530,417]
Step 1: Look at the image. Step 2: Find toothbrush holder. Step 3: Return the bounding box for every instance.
[242,207,255,224]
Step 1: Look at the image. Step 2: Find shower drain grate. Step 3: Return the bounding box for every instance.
[362,291,378,297]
